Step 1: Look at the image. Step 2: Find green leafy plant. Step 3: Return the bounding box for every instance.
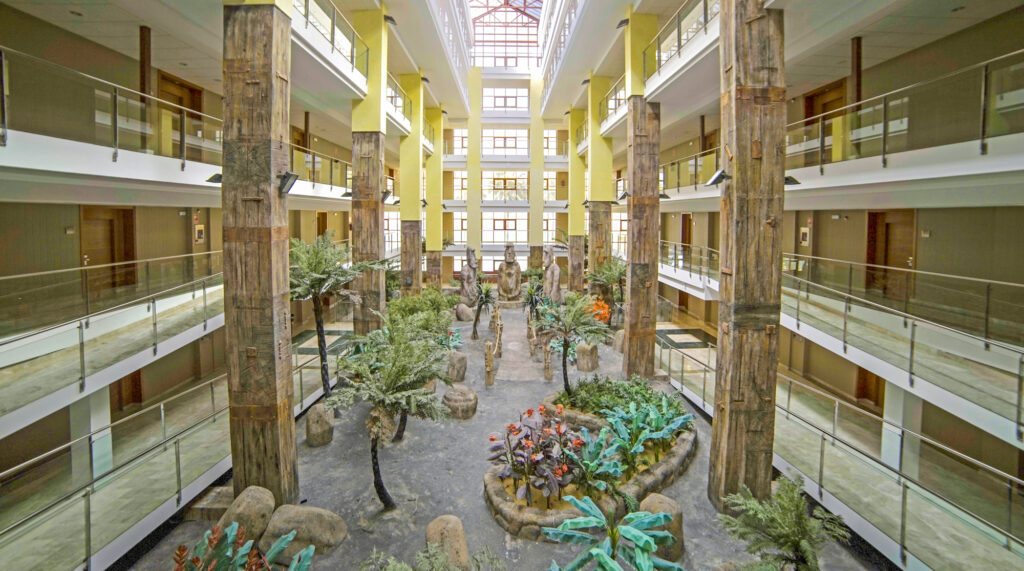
[523,279,545,321]
[385,258,402,299]
[554,375,684,416]
[290,232,386,397]
[719,475,850,571]
[603,402,693,465]
[542,496,684,571]
[586,257,627,306]
[360,542,506,571]
[536,293,612,396]
[488,405,580,507]
[173,521,313,571]
[329,311,450,510]
[388,286,459,319]
[472,282,497,340]
[439,327,463,351]
[523,267,544,283]
[562,427,623,500]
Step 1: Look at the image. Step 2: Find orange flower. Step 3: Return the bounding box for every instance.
[523,439,534,449]
[544,428,553,435]
[489,435,497,442]
[526,408,535,417]
[555,404,564,415]
[591,299,611,323]
[572,438,584,448]
[538,404,546,413]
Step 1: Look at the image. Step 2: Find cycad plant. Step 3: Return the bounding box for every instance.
[329,311,450,510]
[472,282,497,340]
[542,495,684,571]
[523,279,545,322]
[587,256,627,308]
[536,293,612,396]
[290,232,386,397]
[719,475,850,571]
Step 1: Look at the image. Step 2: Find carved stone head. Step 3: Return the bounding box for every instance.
[466,247,478,269]
[504,242,516,263]
[543,246,554,268]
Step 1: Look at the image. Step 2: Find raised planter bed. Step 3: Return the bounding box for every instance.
[540,393,609,432]
[483,428,697,541]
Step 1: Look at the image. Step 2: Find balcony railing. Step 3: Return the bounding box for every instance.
[482,188,529,201]
[659,147,720,192]
[643,0,721,81]
[599,75,626,124]
[545,139,570,157]
[289,143,353,189]
[654,330,1024,569]
[574,122,589,148]
[293,0,369,78]
[386,74,411,125]
[423,122,436,151]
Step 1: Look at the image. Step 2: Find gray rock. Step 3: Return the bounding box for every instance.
[216,486,276,542]
[576,342,599,372]
[447,351,468,384]
[613,329,626,353]
[443,383,478,419]
[425,515,471,570]
[305,403,333,447]
[258,504,347,563]
[640,493,684,562]
[455,303,475,321]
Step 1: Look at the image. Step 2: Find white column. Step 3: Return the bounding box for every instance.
[881,382,923,479]
[69,386,114,483]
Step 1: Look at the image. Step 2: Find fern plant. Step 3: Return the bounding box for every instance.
[542,496,684,571]
[719,475,850,571]
[173,522,313,571]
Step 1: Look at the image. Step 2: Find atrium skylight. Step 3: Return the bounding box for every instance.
[468,0,543,69]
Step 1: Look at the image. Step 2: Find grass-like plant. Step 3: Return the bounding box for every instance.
[536,293,613,397]
[360,542,506,571]
[719,475,850,571]
[542,495,685,571]
[472,282,497,340]
[173,521,313,571]
[290,232,385,397]
[554,375,684,416]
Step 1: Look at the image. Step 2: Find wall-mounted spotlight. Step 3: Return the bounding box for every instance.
[278,171,299,195]
[341,190,352,198]
[206,173,222,184]
[581,79,590,86]
[616,18,630,29]
[381,190,393,203]
[384,15,397,25]
[704,169,731,186]
[581,199,591,207]
[784,175,801,185]
[617,190,630,201]
[658,191,671,199]
[421,198,428,207]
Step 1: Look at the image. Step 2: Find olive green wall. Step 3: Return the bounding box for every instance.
[915,207,1024,284]
[0,203,81,276]
[135,207,191,259]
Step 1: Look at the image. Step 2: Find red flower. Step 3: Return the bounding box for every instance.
[523,440,534,449]
[562,463,568,472]
[526,408,535,417]
[489,435,497,442]
[538,404,546,413]
[572,438,584,448]
[555,404,564,415]
[557,423,566,435]
[544,428,553,435]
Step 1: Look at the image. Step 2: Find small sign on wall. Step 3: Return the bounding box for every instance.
[799,227,810,247]
[194,224,206,244]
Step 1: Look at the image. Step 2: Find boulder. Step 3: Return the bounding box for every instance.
[305,403,334,447]
[613,329,626,353]
[216,486,276,542]
[447,351,468,384]
[639,493,684,562]
[258,504,347,563]
[576,343,599,372]
[443,383,478,419]
[455,303,475,322]
[425,515,471,571]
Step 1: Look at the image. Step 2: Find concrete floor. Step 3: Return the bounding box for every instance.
[130,310,871,570]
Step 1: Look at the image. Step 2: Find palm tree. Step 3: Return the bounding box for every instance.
[536,293,612,396]
[471,282,497,340]
[290,232,385,398]
[328,311,449,510]
[586,256,627,307]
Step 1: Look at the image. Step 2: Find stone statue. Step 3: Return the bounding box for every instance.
[460,247,479,306]
[542,246,563,303]
[497,243,522,301]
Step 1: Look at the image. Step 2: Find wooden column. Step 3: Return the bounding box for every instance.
[400,220,421,296]
[352,132,386,335]
[222,1,298,505]
[425,251,442,285]
[568,235,585,292]
[707,0,786,510]
[139,26,151,150]
[850,36,862,103]
[589,202,611,269]
[622,96,659,378]
[303,111,311,148]
[529,246,543,270]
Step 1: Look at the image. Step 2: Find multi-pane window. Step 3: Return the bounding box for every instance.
[612,212,629,257]
[482,211,528,244]
[483,170,528,200]
[453,170,468,200]
[483,87,528,111]
[481,255,504,273]
[543,130,560,155]
[469,0,542,69]
[451,129,469,155]
[482,128,528,155]
[543,171,557,201]
[543,212,557,242]
[384,212,400,252]
[452,212,468,244]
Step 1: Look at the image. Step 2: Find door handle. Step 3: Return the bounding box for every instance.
[906,256,913,268]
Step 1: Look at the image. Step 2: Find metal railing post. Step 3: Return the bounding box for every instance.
[83,267,91,321]
[78,321,87,391]
[330,7,337,52]
[818,115,825,175]
[178,109,186,170]
[145,261,151,298]
[899,480,909,564]
[983,283,991,349]
[842,296,850,352]
[202,278,208,330]
[160,402,167,442]
[1016,355,1023,441]
[796,281,802,328]
[832,400,840,444]
[881,95,889,167]
[979,64,989,155]
[703,0,709,29]
[304,0,310,26]
[0,49,7,147]
[817,432,826,498]
[111,87,119,162]
[84,488,92,568]
[847,263,853,295]
[786,379,793,419]
[908,321,917,387]
[210,381,217,415]
[151,297,158,355]
[692,155,698,189]
[174,438,183,506]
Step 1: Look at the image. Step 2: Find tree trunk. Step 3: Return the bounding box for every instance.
[311,295,331,397]
[371,436,397,510]
[472,305,482,340]
[392,412,408,442]
[562,337,572,395]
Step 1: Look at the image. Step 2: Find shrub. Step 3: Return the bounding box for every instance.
[554,375,684,416]
[173,521,313,571]
[360,542,506,571]
[388,286,460,318]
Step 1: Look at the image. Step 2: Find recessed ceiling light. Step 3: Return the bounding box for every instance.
[69,10,84,17]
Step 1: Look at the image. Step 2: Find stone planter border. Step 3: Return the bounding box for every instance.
[483,428,697,541]
[541,393,609,433]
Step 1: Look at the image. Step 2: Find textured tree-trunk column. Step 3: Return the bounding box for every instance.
[222,2,298,505]
[589,201,612,300]
[425,250,442,286]
[568,235,585,292]
[622,96,660,379]
[529,246,543,271]
[708,0,786,511]
[401,220,422,296]
[352,132,386,335]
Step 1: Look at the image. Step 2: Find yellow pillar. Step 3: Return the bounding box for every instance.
[568,108,586,236]
[625,7,658,97]
[528,75,545,258]
[425,107,444,251]
[351,7,388,134]
[399,72,424,221]
[467,67,482,254]
[587,73,614,202]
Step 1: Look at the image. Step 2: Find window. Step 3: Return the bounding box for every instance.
[483,129,528,155]
[483,170,528,200]
[543,171,557,201]
[543,212,557,242]
[384,212,400,253]
[481,255,503,273]
[612,212,628,257]
[451,129,469,155]
[469,0,543,69]
[482,211,528,243]
[453,170,468,200]
[452,212,468,244]
[483,87,528,110]
[543,129,561,155]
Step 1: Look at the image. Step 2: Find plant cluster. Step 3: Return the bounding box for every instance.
[549,334,581,364]
[360,542,506,571]
[472,282,497,340]
[602,401,692,476]
[591,299,611,324]
[542,495,684,571]
[387,286,462,350]
[586,257,627,306]
[488,404,581,507]
[554,375,685,417]
[173,522,313,571]
[720,475,850,571]
[535,293,613,396]
[523,266,544,283]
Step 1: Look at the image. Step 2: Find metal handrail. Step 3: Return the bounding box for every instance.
[0,250,222,282]
[288,142,352,168]
[645,0,704,56]
[599,75,626,123]
[659,147,720,172]
[788,47,1024,128]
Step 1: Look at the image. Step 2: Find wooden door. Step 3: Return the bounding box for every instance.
[81,206,137,297]
[856,368,885,410]
[866,210,915,300]
[109,370,143,418]
[157,73,203,161]
[316,211,328,238]
[681,213,692,244]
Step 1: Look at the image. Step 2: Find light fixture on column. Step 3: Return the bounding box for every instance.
[581,199,591,207]
[206,173,222,184]
[658,190,671,199]
[278,171,299,195]
[784,175,801,185]
[384,15,397,25]
[704,169,731,186]
[341,190,352,198]
[421,198,428,207]
[617,189,630,201]
[381,190,393,203]
[616,18,630,29]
